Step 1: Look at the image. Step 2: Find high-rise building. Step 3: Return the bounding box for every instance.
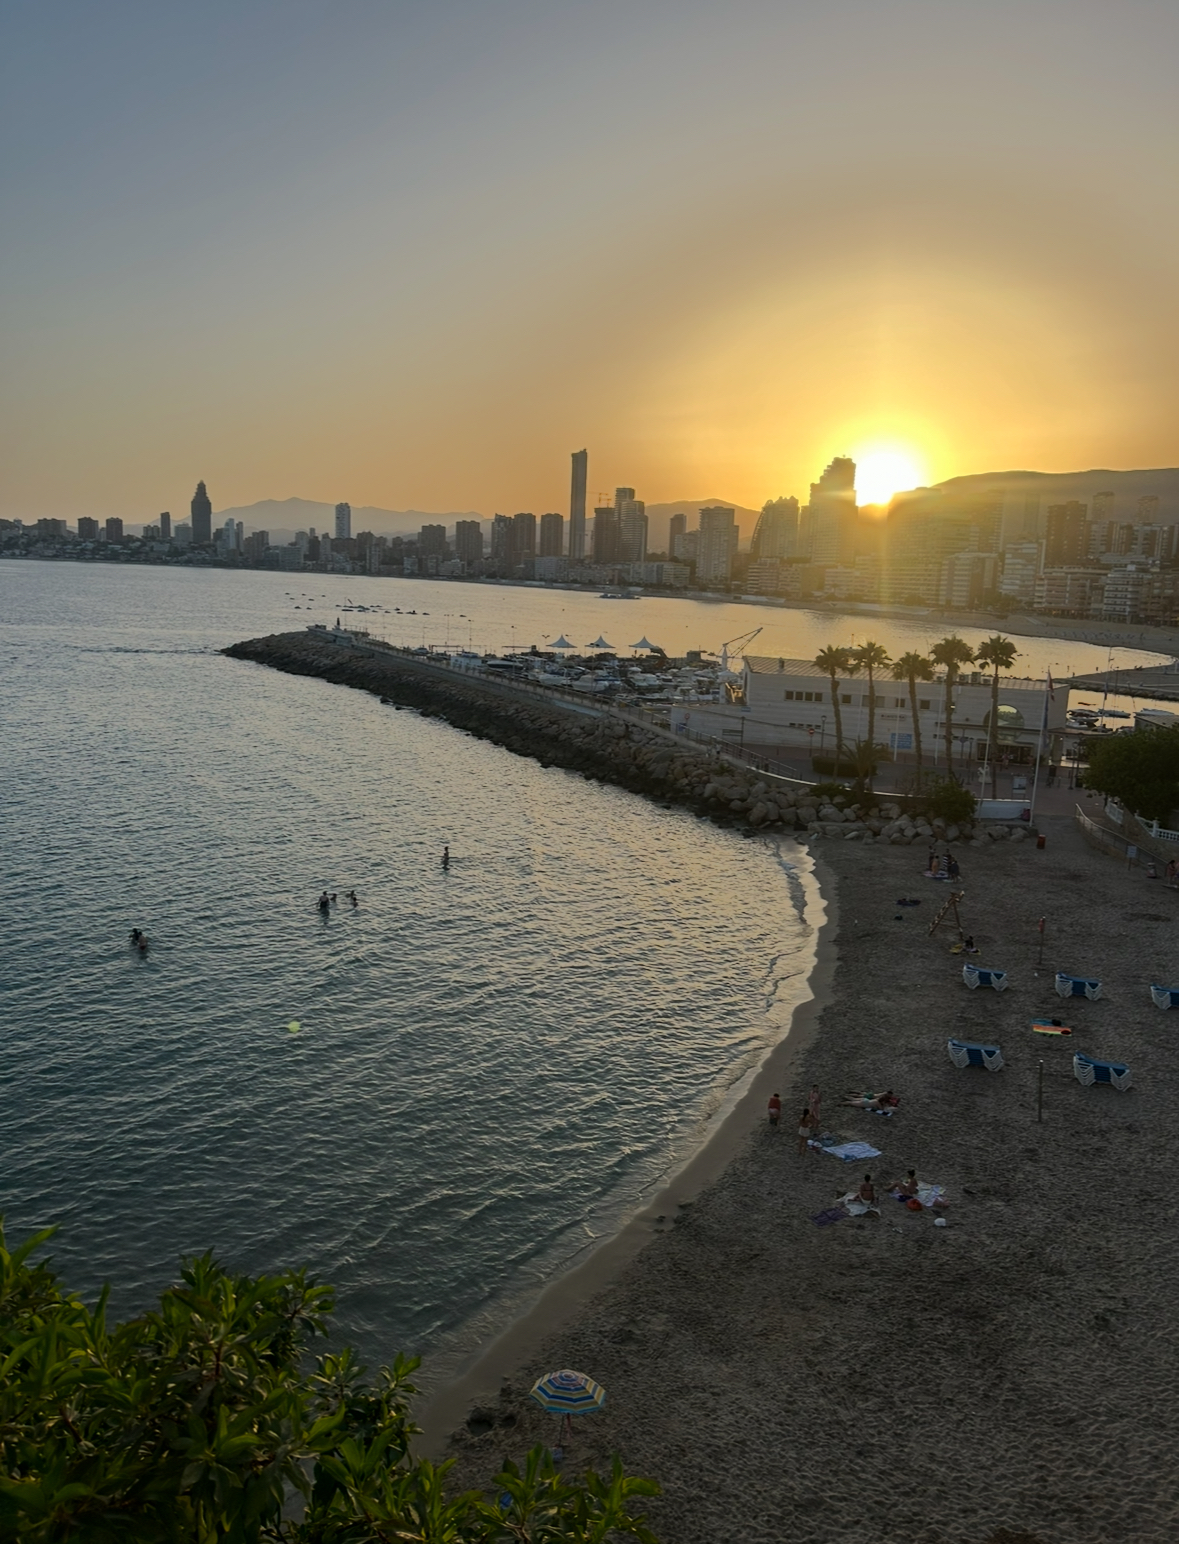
[593,506,620,565]
[668,513,687,554]
[77,517,99,541]
[334,502,352,540]
[160,511,172,540]
[454,520,484,565]
[511,512,536,563]
[569,449,587,559]
[236,521,244,551]
[802,458,857,565]
[697,506,736,585]
[419,524,448,557]
[539,512,564,557]
[105,517,124,543]
[490,514,513,564]
[751,496,799,559]
[618,499,647,563]
[1044,501,1088,567]
[1138,495,1160,523]
[191,481,212,544]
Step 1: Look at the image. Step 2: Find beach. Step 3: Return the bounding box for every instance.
[438,812,1179,1543]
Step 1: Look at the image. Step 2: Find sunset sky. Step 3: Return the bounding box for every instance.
[3,1,1178,523]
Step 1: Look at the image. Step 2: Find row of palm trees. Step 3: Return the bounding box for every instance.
[813,634,1019,794]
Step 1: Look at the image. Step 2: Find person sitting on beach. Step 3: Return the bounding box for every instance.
[768,1093,782,1126]
[891,1169,919,1198]
[857,1175,877,1205]
[798,1107,817,1156]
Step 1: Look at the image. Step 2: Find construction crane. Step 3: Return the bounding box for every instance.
[713,626,763,673]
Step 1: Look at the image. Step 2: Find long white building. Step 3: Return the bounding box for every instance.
[676,655,1069,766]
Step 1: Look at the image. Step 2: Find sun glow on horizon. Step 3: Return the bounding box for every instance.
[853,446,928,506]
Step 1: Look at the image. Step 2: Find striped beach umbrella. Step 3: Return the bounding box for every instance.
[529,1369,607,1420]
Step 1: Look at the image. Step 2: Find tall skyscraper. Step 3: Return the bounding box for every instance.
[668,513,687,555]
[511,511,537,563]
[593,506,620,565]
[419,524,447,556]
[77,517,99,541]
[191,481,212,545]
[569,449,587,559]
[751,496,799,559]
[697,506,736,585]
[159,511,172,540]
[105,517,124,543]
[490,514,513,564]
[335,502,352,540]
[1044,501,1088,567]
[803,458,857,565]
[454,520,484,565]
[539,512,564,557]
[618,498,647,563]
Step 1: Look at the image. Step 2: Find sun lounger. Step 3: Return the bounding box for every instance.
[1055,973,1103,1001]
[962,964,1008,990]
[1150,984,1179,1009]
[947,1038,1004,1072]
[1073,1052,1131,1091]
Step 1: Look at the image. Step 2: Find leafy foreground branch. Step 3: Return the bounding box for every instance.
[0,1221,659,1542]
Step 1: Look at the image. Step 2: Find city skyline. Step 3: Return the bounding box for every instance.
[3,3,1177,524]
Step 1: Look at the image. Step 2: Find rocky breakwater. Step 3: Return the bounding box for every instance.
[224,631,759,821]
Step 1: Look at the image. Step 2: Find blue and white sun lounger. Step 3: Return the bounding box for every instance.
[1055,973,1103,1001]
[1073,1052,1131,1091]
[947,1038,1004,1072]
[1150,984,1179,1009]
[962,964,1008,991]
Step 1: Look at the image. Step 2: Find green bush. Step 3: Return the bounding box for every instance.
[1085,725,1179,822]
[0,1220,660,1542]
[806,780,851,802]
[923,777,977,824]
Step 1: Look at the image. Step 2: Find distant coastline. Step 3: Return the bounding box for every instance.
[9,549,1176,659]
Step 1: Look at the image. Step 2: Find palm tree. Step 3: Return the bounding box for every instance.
[853,641,891,789]
[975,634,1019,798]
[891,651,935,787]
[929,635,976,780]
[814,645,858,772]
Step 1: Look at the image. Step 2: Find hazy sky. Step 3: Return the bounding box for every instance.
[3,1,1178,522]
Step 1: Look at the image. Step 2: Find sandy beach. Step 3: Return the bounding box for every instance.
[438,810,1179,1543]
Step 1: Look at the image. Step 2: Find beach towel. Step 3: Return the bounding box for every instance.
[838,1191,880,1216]
[814,1140,882,1161]
[1032,1020,1073,1036]
[1150,984,1179,1009]
[812,1206,848,1226]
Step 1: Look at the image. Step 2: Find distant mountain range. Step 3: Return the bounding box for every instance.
[932,467,1179,520]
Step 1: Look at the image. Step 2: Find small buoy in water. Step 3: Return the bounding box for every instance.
[287,1020,301,1034]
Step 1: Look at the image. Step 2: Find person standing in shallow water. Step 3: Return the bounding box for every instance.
[441,845,450,869]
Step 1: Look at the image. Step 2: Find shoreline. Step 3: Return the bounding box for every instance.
[10,552,1176,659]
[440,817,1179,1542]
[415,845,833,1449]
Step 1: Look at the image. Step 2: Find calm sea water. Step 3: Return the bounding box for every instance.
[1,561,817,1382]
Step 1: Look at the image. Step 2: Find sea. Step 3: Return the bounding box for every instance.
[0,560,1167,1383]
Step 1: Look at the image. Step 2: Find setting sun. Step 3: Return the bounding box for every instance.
[853,446,928,506]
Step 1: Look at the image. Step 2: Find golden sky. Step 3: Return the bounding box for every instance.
[3,1,1177,521]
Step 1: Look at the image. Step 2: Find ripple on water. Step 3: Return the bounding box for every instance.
[1,562,813,1378]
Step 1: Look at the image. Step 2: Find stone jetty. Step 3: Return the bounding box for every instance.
[223,631,1022,847]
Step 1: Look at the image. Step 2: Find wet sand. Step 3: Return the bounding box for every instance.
[440,813,1179,1544]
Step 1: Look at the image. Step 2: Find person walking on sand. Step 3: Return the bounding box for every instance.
[798,1107,817,1156]
[768,1092,782,1126]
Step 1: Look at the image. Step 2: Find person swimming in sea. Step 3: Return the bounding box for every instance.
[347,890,358,907]
[441,845,450,869]
[317,891,330,914]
